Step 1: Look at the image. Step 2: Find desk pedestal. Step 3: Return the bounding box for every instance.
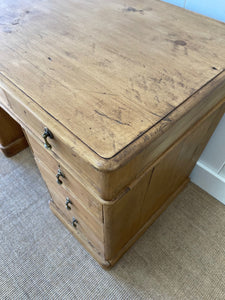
[0,108,28,157]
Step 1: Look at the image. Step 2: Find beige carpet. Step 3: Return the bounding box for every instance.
[1,148,225,299]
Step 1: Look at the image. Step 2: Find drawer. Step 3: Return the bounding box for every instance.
[0,85,102,197]
[0,87,9,107]
[25,131,103,223]
[37,160,104,255]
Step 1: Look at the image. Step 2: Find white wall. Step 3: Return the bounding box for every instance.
[191,116,225,204]
[162,0,225,203]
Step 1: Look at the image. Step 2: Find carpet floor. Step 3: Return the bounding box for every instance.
[1,148,225,299]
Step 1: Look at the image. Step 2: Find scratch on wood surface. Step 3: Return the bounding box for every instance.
[112,109,122,121]
[143,167,155,203]
[94,110,131,126]
[109,131,116,152]
[92,43,96,53]
[132,89,142,102]
[123,7,144,14]
[150,111,161,118]
[123,7,152,15]
[164,116,172,122]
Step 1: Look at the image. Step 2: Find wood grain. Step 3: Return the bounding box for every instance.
[0,0,225,159]
[1,71,225,199]
[37,161,104,254]
[1,0,225,268]
[103,103,225,261]
[49,202,109,268]
[24,130,103,222]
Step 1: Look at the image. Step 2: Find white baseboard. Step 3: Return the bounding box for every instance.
[190,161,225,205]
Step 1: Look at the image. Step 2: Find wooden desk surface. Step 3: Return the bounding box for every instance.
[0,0,225,159]
[1,0,225,267]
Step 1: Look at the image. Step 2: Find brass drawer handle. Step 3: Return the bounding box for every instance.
[56,167,65,185]
[65,197,72,210]
[72,217,78,228]
[42,127,54,149]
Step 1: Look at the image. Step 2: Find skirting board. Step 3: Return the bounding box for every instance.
[190,161,225,205]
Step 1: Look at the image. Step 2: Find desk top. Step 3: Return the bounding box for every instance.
[0,0,225,159]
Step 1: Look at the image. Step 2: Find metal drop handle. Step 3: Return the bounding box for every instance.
[42,127,54,149]
[56,167,65,185]
[65,197,72,210]
[72,217,78,228]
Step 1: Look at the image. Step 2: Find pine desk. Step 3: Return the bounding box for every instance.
[0,0,225,268]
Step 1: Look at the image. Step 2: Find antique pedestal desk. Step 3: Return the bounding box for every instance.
[0,0,225,268]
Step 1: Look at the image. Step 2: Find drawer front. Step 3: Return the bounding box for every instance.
[0,88,65,152]
[37,160,104,254]
[25,131,103,223]
[0,88,9,107]
[0,87,102,198]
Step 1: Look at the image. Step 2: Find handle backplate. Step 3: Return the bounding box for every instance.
[65,197,72,210]
[56,167,65,185]
[42,127,54,149]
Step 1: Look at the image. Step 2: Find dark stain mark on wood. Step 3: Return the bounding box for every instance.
[88,241,94,248]
[4,9,31,27]
[136,75,148,90]
[94,110,131,126]
[87,91,117,98]
[123,7,144,15]
[150,111,161,118]
[117,186,131,201]
[143,135,150,143]
[149,76,162,85]
[132,89,142,102]
[164,116,172,122]
[177,81,185,88]
[11,19,20,25]
[3,28,12,33]
[124,186,131,194]
[114,109,122,121]
[109,131,116,152]
[167,103,175,110]
[92,43,96,53]
[174,40,187,46]
[64,51,78,60]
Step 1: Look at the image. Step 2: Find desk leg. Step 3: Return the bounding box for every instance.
[0,107,28,157]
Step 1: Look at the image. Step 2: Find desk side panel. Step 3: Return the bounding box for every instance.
[103,102,225,263]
